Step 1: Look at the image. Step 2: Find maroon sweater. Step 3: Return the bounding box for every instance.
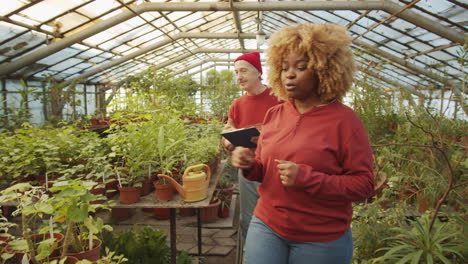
[244,100,375,242]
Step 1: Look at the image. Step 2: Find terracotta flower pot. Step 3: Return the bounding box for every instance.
[179,208,196,217]
[30,232,64,257]
[47,256,79,264]
[417,192,428,213]
[0,234,11,242]
[65,239,102,261]
[89,185,106,204]
[139,177,153,196]
[105,179,119,198]
[154,182,175,201]
[111,208,132,222]
[118,186,141,204]
[153,208,170,220]
[218,205,230,218]
[201,199,220,223]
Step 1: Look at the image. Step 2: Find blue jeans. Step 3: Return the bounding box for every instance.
[239,169,260,242]
[245,216,353,264]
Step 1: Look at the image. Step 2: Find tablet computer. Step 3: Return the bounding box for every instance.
[221,126,260,148]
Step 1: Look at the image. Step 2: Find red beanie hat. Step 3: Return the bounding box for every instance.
[234,52,262,74]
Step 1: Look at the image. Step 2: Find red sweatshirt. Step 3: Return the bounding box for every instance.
[229,87,280,128]
[244,100,374,242]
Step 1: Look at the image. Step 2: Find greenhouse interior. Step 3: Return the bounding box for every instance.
[0,0,466,263]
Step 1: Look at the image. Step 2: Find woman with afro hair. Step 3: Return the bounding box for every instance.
[231,23,375,264]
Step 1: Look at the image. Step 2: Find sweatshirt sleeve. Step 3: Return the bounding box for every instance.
[294,126,375,202]
[241,122,265,182]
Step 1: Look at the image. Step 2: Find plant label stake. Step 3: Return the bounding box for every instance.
[49,216,53,239]
[21,254,28,264]
[116,170,122,188]
[89,216,93,250]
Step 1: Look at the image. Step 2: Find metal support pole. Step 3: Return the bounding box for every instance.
[170,208,177,264]
[197,208,202,263]
[1,79,7,127]
[83,85,87,116]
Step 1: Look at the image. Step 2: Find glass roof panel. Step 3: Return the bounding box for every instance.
[415,1,455,15]
[0,0,464,91]
[0,31,47,58]
[333,10,361,21]
[88,57,107,64]
[74,62,94,69]
[49,58,83,71]
[408,41,433,52]
[429,38,451,46]
[55,12,88,32]
[20,0,73,22]
[429,50,456,61]
[100,9,124,21]
[9,14,40,26]
[0,21,26,41]
[76,0,122,18]
[37,48,82,65]
[0,0,24,16]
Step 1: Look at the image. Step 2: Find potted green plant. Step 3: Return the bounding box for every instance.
[200,196,221,224]
[74,248,128,264]
[152,123,186,202]
[48,180,112,261]
[0,183,61,264]
[0,215,17,263]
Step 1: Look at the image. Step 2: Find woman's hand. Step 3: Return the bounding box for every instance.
[231,147,255,169]
[275,159,298,186]
[222,138,235,154]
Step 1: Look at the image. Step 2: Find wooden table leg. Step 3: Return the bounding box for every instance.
[170,208,177,264]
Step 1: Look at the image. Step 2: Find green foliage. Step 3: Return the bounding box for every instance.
[183,120,223,167]
[351,189,406,262]
[49,180,112,255]
[77,248,128,264]
[0,79,35,130]
[113,69,199,115]
[40,75,85,125]
[107,110,188,185]
[176,250,193,264]
[0,125,113,185]
[350,77,404,144]
[373,214,466,263]
[202,69,240,119]
[0,183,56,262]
[101,226,170,264]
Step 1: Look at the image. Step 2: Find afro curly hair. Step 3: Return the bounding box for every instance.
[266,23,356,102]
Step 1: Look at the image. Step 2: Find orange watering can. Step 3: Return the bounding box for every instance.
[157,164,211,202]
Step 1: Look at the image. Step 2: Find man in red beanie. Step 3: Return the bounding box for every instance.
[222,51,281,249]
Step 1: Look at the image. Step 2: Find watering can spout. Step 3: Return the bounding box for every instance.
[157,174,187,199]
